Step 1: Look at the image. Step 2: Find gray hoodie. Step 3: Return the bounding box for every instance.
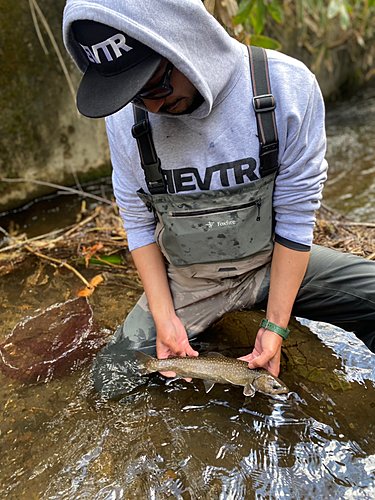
[63,0,328,252]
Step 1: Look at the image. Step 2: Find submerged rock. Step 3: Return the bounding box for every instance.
[0,297,107,382]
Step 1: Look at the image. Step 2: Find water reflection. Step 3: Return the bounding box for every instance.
[1,332,375,499]
[35,375,375,500]
[325,87,375,221]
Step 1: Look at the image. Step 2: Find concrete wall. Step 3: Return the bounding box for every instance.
[0,0,111,212]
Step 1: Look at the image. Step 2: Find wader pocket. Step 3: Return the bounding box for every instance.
[138,174,276,268]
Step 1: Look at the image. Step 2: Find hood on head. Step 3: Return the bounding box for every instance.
[62,0,242,118]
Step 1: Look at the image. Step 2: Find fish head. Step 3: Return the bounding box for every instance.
[252,374,289,396]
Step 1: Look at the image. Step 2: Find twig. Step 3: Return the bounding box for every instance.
[102,272,143,290]
[336,221,375,228]
[0,226,12,238]
[93,255,128,270]
[59,207,103,238]
[0,178,113,206]
[0,226,73,254]
[29,0,48,55]
[24,244,92,288]
[70,164,84,192]
[29,0,76,107]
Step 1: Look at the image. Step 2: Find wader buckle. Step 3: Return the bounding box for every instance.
[141,159,166,194]
[252,94,276,113]
[132,118,150,139]
[259,141,279,174]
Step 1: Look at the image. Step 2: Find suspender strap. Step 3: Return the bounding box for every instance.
[248,46,279,178]
[131,105,167,194]
[131,46,278,192]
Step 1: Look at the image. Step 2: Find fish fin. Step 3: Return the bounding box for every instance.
[243,383,256,398]
[203,380,216,393]
[135,351,153,363]
[206,352,225,358]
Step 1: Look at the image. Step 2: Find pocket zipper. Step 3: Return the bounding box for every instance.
[168,198,262,221]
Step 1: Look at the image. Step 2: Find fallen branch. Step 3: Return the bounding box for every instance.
[0,178,113,206]
[24,244,92,288]
[336,221,375,228]
[0,226,72,254]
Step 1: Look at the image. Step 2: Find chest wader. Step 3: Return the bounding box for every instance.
[132,46,279,279]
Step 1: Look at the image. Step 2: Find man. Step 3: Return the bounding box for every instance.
[63,0,375,399]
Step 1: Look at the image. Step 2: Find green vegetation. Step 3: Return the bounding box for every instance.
[210,0,375,78]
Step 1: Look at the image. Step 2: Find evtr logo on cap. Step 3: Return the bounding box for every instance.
[79,34,133,64]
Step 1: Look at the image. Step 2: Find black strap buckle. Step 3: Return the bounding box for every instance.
[148,181,167,195]
[141,159,162,181]
[141,159,166,194]
[259,141,279,174]
[131,118,150,139]
[253,94,276,113]
[260,141,278,155]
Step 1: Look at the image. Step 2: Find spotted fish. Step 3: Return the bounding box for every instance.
[135,351,289,398]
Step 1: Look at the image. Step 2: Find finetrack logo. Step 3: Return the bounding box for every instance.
[206,220,236,228]
[79,34,133,64]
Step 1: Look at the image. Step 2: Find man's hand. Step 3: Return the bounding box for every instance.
[155,314,198,378]
[131,243,198,379]
[238,326,283,377]
[239,243,310,377]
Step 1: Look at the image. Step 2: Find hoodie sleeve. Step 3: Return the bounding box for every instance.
[106,117,157,251]
[272,72,328,248]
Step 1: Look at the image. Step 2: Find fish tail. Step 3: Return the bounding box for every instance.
[135,350,154,375]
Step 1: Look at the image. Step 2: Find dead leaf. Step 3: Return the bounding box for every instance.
[77,274,104,297]
[81,243,104,268]
[90,274,104,287]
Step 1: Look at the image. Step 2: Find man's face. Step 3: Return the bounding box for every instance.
[139,59,203,115]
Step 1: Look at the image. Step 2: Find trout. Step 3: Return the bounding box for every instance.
[135,351,289,398]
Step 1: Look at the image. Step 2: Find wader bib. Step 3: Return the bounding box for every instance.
[132,47,279,279]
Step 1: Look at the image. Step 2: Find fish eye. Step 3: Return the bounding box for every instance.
[273,383,280,389]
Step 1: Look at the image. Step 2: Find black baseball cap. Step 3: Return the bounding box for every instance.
[72,20,162,118]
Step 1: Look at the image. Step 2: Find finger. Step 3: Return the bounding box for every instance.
[247,352,271,370]
[159,371,192,382]
[169,342,187,357]
[158,342,185,358]
[160,370,177,378]
[185,345,199,357]
[238,353,256,362]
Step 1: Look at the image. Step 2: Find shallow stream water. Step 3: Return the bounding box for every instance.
[0,89,375,499]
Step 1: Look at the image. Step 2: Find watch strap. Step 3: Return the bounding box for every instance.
[260,318,290,340]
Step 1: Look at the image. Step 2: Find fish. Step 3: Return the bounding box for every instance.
[135,351,289,398]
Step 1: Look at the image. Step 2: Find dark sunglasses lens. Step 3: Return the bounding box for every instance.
[138,87,173,100]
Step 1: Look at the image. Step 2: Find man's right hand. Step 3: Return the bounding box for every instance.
[238,326,283,377]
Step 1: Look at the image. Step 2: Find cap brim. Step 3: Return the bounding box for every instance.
[77,52,162,118]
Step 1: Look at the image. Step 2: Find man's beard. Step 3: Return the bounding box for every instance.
[161,91,204,115]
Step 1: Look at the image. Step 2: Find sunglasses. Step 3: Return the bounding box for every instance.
[132,61,174,103]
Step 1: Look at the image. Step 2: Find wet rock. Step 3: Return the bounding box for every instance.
[0,297,107,383]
